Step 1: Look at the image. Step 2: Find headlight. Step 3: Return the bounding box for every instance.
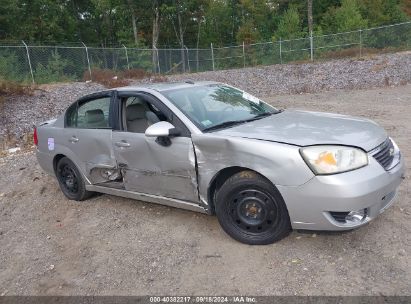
[300,146,368,175]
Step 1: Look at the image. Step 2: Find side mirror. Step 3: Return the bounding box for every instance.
[145,121,180,138]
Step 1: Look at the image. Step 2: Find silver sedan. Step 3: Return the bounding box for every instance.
[35,81,405,244]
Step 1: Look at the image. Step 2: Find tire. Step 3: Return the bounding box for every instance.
[55,157,93,201]
[215,170,291,245]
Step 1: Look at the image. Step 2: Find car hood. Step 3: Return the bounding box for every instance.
[214,110,387,151]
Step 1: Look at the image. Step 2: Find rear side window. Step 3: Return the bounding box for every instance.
[66,104,77,127]
[66,97,112,129]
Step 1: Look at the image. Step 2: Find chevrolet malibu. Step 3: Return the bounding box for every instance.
[35,81,405,244]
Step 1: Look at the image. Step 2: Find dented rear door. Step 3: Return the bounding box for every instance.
[63,91,117,184]
[67,128,116,183]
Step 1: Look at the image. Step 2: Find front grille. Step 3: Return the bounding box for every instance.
[371,138,395,170]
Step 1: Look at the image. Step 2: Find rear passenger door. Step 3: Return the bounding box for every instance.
[63,91,117,184]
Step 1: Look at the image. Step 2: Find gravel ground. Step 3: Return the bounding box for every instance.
[0,84,410,296]
[1,52,410,148]
[168,51,411,96]
[0,82,105,148]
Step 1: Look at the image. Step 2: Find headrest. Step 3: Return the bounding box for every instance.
[126,103,147,121]
[85,109,104,123]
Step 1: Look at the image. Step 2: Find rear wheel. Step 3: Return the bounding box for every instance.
[215,170,291,245]
[56,157,92,201]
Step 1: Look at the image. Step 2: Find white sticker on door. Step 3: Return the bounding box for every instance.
[48,138,55,151]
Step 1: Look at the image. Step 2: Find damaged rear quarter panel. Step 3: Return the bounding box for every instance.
[191,134,314,206]
[36,116,85,177]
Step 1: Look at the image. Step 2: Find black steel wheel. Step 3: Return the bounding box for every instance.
[229,189,280,234]
[56,157,92,201]
[59,164,79,194]
[215,170,291,245]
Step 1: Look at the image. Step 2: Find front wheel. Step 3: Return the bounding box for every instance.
[56,157,93,201]
[215,170,291,245]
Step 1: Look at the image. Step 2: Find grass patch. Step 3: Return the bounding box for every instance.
[318,46,409,60]
[122,68,152,79]
[83,69,129,88]
[0,79,34,96]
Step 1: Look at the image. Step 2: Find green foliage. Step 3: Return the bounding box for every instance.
[236,20,261,44]
[33,51,75,83]
[201,0,237,46]
[336,0,368,31]
[359,0,408,26]
[238,0,277,42]
[0,0,409,48]
[0,49,33,82]
[0,51,22,81]
[273,6,304,40]
[127,50,153,71]
[0,0,410,83]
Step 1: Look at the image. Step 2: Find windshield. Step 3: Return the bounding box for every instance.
[162,84,278,132]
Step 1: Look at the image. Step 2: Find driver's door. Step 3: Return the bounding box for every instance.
[112,91,199,203]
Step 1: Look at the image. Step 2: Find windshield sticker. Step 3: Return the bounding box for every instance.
[201,120,213,126]
[242,92,260,104]
[48,138,55,151]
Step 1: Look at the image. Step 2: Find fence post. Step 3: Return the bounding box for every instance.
[196,47,199,72]
[310,32,314,61]
[122,44,130,70]
[184,46,191,73]
[279,38,282,64]
[359,29,363,57]
[154,47,161,74]
[211,43,215,71]
[82,42,92,81]
[22,41,34,84]
[242,41,246,68]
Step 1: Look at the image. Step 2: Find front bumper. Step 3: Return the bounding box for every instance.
[277,153,405,231]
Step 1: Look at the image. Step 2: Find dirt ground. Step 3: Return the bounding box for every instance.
[0,84,410,296]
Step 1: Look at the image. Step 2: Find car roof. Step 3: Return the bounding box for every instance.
[75,81,223,104]
[116,80,220,92]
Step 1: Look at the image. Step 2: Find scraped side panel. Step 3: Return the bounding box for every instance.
[112,132,199,203]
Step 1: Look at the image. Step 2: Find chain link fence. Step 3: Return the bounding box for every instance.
[1,21,410,84]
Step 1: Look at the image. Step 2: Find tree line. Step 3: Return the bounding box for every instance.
[1,0,410,49]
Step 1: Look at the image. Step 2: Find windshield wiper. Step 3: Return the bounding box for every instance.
[246,112,273,121]
[202,111,282,133]
[202,120,249,132]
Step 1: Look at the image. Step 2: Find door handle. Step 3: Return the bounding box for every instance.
[115,141,131,148]
[69,136,79,143]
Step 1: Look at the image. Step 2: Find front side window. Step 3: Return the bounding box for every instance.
[67,97,111,129]
[123,96,167,133]
[162,84,278,132]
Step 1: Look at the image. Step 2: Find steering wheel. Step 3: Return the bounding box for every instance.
[223,106,234,111]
